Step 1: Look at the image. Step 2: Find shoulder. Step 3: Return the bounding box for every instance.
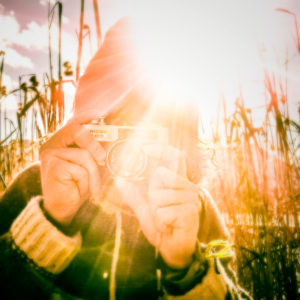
[197,186,230,243]
[2,162,42,201]
[0,162,42,234]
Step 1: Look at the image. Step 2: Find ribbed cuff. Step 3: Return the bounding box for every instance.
[159,242,209,295]
[10,196,82,274]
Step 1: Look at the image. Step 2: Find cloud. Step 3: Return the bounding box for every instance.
[15,20,76,57]
[2,73,18,90]
[2,47,34,69]
[0,74,18,113]
[0,13,20,43]
[40,0,56,6]
[1,93,18,113]
[62,16,69,24]
[0,13,48,52]
[39,0,69,23]
[0,10,77,70]
[17,21,48,51]
[0,13,34,69]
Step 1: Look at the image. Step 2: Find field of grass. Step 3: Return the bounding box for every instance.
[0,1,299,299]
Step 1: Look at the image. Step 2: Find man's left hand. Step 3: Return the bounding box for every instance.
[115,147,200,269]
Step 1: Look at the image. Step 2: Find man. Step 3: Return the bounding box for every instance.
[0,18,249,299]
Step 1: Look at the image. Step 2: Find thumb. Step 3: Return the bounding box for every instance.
[114,178,146,212]
[149,166,197,191]
[115,178,158,245]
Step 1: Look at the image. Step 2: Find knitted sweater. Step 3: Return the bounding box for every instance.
[0,163,232,300]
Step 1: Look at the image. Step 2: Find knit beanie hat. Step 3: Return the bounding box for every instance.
[73,17,151,120]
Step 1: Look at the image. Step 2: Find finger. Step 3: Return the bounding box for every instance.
[143,144,165,159]
[170,204,199,245]
[70,110,104,125]
[114,178,158,245]
[40,123,106,165]
[144,145,187,177]
[114,177,147,211]
[154,203,199,236]
[42,148,102,199]
[42,157,89,224]
[45,156,90,201]
[160,146,187,177]
[149,188,200,210]
[149,166,197,191]
[142,144,165,180]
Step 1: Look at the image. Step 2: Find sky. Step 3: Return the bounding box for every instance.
[0,0,300,140]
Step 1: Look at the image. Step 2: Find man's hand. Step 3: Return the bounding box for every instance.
[39,117,105,226]
[115,146,200,269]
[148,166,200,268]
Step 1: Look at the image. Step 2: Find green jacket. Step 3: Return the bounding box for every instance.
[0,163,236,300]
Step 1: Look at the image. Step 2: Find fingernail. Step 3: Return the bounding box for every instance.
[96,151,106,163]
[98,160,105,166]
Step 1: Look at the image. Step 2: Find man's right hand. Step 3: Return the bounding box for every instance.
[39,117,106,226]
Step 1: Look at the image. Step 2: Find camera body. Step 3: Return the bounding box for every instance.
[84,118,168,179]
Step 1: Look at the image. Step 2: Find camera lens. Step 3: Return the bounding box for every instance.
[106,140,147,179]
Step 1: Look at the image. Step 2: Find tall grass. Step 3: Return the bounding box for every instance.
[0,0,69,184]
[208,91,299,299]
[0,3,299,299]
[204,56,299,298]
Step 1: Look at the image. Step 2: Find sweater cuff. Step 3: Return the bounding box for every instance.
[159,242,209,295]
[10,196,82,274]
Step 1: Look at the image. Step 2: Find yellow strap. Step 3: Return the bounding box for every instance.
[205,240,233,259]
